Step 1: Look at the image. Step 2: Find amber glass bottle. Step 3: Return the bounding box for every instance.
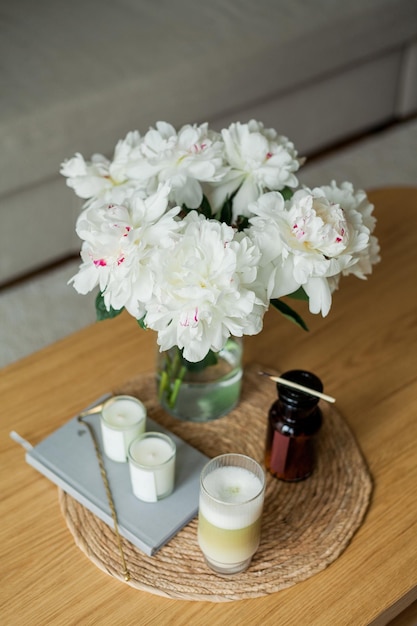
[265,370,323,481]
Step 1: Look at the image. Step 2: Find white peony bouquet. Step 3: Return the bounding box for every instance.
[61,119,380,390]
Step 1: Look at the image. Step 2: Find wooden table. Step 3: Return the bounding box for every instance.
[1,188,417,626]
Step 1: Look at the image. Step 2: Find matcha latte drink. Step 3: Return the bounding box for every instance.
[198,454,266,574]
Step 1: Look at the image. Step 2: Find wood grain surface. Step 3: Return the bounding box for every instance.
[1,187,416,625]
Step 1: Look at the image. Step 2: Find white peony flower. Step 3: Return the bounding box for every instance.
[69,184,181,318]
[316,181,381,279]
[207,119,303,220]
[127,121,227,210]
[60,152,114,201]
[248,183,379,316]
[60,131,145,207]
[62,119,381,365]
[144,212,267,362]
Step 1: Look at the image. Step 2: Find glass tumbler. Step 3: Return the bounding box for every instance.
[198,453,265,574]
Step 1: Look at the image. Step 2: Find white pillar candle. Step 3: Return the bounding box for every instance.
[100,395,146,463]
[128,432,176,503]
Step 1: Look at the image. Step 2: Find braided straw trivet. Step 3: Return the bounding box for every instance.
[59,363,372,602]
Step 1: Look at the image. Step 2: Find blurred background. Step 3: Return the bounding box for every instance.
[1,0,417,367]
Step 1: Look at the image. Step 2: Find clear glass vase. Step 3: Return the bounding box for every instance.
[156,337,243,422]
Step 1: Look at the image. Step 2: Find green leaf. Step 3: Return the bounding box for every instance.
[287,286,309,301]
[181,350,218,372]
[181,195,213,219]
[216,186,240,225]
[136,316,147,330]
[235,215,250,231]
[279,186,294,201]
[199,195,213,219]
[95,292,124,321]
[218,197,233,225]
[270,298,309,331]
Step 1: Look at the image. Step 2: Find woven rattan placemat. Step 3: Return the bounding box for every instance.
[59,363,372,601]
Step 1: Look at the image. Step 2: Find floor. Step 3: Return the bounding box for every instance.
[1,117,417,370]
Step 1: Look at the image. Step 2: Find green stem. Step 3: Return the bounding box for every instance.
[168,365,187,408]
[158,347,187,408]
[158,346,220,410]
[158,370,170,401]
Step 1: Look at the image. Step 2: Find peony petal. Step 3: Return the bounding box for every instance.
[304,277,332,316]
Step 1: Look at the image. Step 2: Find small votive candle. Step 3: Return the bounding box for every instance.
[128,432,176,503]
[100,395,146,463]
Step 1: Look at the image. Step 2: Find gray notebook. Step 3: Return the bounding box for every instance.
[26,397,209,556]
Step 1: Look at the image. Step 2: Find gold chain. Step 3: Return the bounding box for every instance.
[78,416,131,582]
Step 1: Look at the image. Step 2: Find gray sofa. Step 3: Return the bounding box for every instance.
[1,0,416,284]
